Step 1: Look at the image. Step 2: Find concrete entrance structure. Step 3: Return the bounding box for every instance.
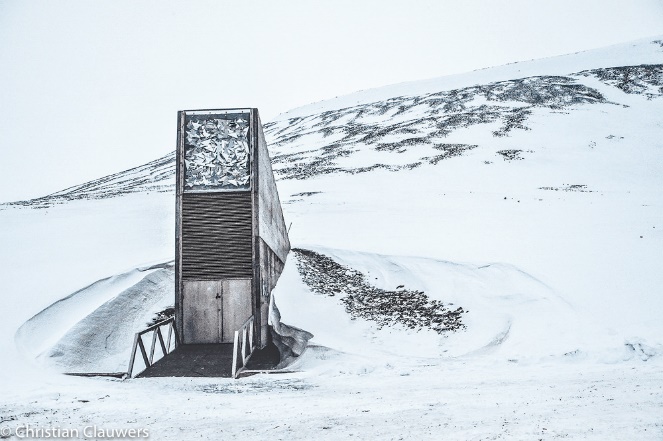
[175,108,290,351]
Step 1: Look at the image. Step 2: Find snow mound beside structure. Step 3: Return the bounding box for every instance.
[16,263,175,374]
[272,247,623,363]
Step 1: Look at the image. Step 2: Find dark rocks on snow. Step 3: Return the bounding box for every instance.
[426,144,478,165]
[146,306,175,327]
[497,149,524,161]
[577,65,663,98]
[291,191,322,197]
[292,248,465,334]
[539,184,593,193]
[263,65,663,181]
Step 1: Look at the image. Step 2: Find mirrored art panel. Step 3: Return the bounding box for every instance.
[184,114,250,191]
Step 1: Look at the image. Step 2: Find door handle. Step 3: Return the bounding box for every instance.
[215,293,221,299]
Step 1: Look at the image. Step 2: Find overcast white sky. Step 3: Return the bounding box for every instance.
[1,0,663,203]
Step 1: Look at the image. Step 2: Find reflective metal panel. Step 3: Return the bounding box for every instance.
[184,114,250,191]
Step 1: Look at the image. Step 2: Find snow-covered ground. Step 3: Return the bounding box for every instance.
[1,37,663,439]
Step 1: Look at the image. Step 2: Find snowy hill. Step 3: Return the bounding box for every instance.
[1,36,663,439]
[5,153,175,208]
[265,63,662,178]
[9,37,662,207]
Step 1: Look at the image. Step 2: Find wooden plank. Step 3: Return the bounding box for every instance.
[249,316,254,352]
[137,317,175,335]
[65,372,126,378]
[149,329,158,364]
[137,336,150,368]
[166,323,173,353]
[156,327,167,356]
[231,330,240,378]
[243,326,249,364]
[126,333,140,378]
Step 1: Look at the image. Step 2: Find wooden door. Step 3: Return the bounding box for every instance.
[221,279,252,343]
[182,280,223,343]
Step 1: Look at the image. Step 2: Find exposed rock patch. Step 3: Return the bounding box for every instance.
[265,65,661,180]
[539,184,593,193]
[577,65,663,98]
[292,248,465,334]
[497,149,524,161]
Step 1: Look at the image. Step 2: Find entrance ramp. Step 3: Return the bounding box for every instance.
[138,344,234,377]
[132,315,279,378]
[137,342,281,378]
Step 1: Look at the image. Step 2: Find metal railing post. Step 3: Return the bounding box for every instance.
[231,315,256,379]
[232,330,240,378]
[127,333,140,378]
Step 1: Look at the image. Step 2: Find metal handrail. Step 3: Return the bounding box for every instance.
[126,317,178,378]
[231,315,255,378]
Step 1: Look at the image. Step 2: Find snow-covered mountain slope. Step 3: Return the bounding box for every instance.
[7,37,662,208]
[1,36,663,440]
[274,36,663,119]
[266,62,662,179]
[5,153,175,208]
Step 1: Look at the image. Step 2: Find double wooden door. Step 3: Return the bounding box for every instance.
[182,279,252,344]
